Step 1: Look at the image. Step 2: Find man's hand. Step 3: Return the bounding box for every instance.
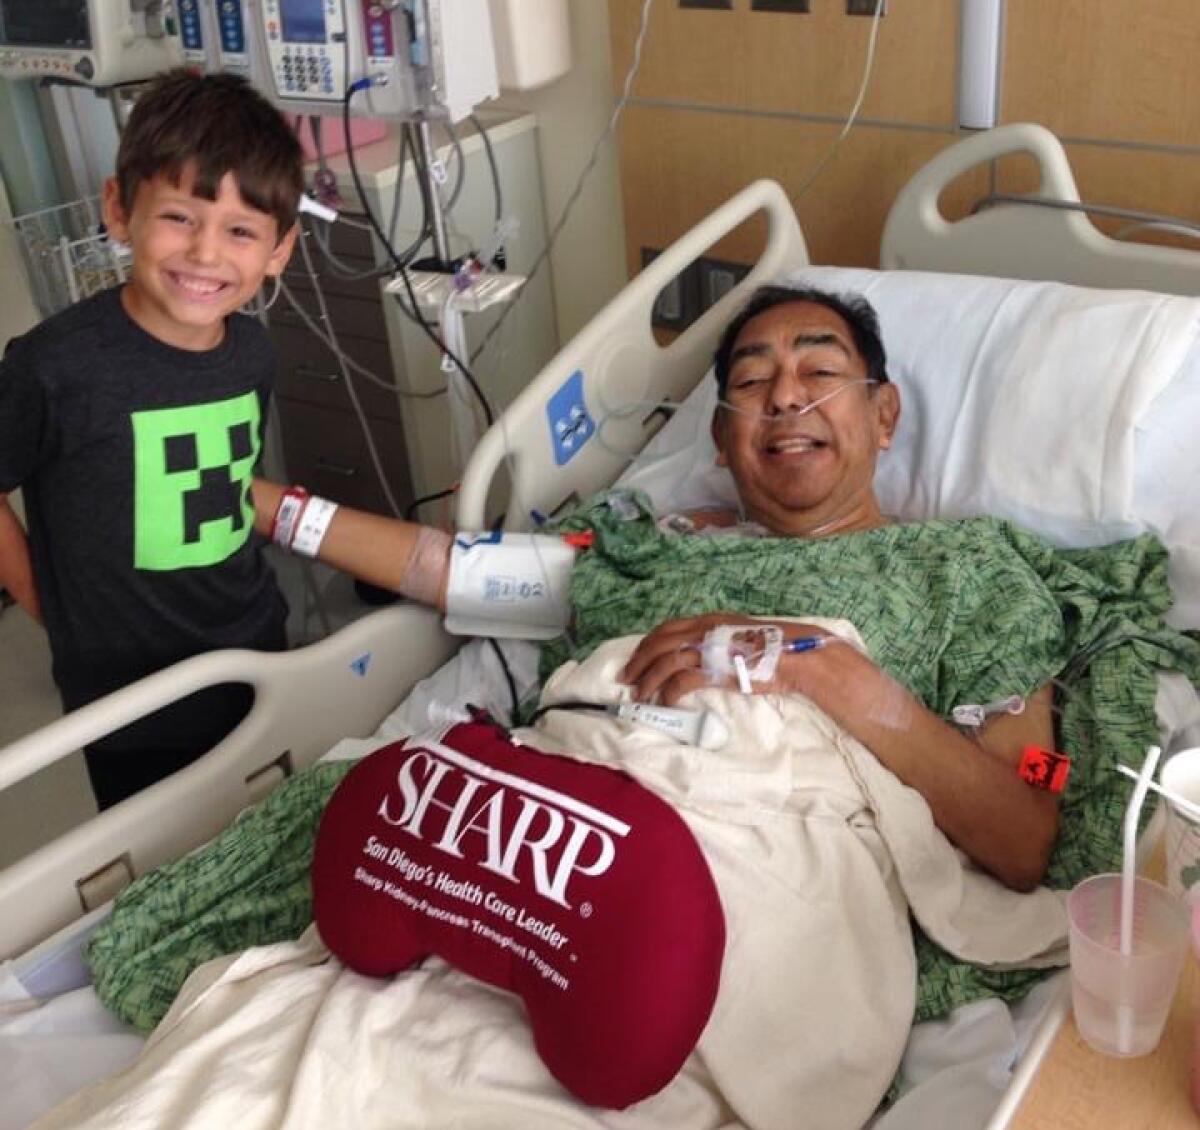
[621,613,838,705]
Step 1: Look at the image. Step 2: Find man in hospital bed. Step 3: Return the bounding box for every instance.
[258,283,1058,892]
[61,283,1198,1129]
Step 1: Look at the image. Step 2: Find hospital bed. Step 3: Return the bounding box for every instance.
[3,122,1200,1128]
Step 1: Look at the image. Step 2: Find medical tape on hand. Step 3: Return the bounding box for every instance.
[444,531,577,640]
[290,496,339,558]
[700,624,784,688]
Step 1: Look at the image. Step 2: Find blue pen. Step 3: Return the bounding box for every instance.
[785,636,828,654]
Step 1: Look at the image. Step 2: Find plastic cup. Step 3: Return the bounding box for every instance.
[1066,873,1189,1057]
[1161,748,1200,900]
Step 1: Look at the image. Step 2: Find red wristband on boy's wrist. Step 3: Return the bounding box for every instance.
[271,486,310,550]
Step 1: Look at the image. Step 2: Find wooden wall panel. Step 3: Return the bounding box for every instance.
[619,106,987,275]
[1004,0,1200,147]
[609,0,959,126]
[609,0,1199,280]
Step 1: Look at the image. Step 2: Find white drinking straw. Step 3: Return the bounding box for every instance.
[1116,764,1200,823]
[1117,744,1163,1053]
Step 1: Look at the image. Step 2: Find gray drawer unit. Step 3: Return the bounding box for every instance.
[268,220,414,519]
[275,398,415,516]
[270,287,389,342]
[273,328,405,423]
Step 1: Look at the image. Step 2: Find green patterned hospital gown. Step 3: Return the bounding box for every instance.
[89,491,1200,1032]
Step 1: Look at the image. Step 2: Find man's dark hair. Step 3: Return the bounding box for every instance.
[713,284,889,398]
[116,69,304,238]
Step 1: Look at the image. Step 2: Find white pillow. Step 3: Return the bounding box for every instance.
[617,267,1200,627]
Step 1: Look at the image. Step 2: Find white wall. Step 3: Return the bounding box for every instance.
[490,0,629,343]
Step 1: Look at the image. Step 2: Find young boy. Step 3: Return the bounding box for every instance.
[0,69,304,809]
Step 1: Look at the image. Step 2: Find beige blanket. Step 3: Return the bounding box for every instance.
[36,624,1068,1130]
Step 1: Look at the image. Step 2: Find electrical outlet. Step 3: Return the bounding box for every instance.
[546,370,595,466]
[846,0,886,14]
[641,248,701,332]
[752,1,811,12]
[697,257,751,310]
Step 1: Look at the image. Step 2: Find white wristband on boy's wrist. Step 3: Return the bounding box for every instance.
[271,486,338,558]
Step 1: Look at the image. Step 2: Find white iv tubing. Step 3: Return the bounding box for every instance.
[717,378,882,422]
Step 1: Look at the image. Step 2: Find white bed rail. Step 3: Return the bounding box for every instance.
[457,179,809,530]
[0,605,458,959]
[882,122,1200,296]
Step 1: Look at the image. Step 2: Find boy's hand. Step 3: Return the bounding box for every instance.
[0,493,42,624]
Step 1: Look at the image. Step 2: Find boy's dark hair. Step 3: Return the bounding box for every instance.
[713,284,889,398]
[116,68,304,238]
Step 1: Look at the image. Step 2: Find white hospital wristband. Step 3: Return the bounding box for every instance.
[290,496,339,558]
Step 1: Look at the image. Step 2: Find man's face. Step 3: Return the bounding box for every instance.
[712,300,900,536]
[102,165,296,351]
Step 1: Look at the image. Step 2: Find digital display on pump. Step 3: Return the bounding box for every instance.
[279,0,326,45]
[0,0,90,48]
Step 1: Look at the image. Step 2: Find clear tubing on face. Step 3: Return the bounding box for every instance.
[716,378,881,423]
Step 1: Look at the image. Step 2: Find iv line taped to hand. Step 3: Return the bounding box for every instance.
[699,625,840,694]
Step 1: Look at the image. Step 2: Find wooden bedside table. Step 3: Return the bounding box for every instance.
[1005,957,1198,1128]
[999,849,1199,1129]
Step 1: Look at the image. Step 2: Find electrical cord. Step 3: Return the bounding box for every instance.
[789,0,885,202]
[470,0,657,363]
[488,637,521,725]
[276,268,446,401]
[310,121,415,279]
[343,80,495,428]
[404,484,459,521]
[438,116,468,214]
[469,112,504,228]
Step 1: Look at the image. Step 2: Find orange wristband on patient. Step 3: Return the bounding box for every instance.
[1019,745,1071,794]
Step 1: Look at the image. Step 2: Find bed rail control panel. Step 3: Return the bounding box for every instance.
[76,854,134,912]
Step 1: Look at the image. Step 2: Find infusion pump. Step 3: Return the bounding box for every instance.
[174,1,498,121]
[175,0,258,76]
[0,1,183,86]
[258,0,498,121]
[1,0,502,122]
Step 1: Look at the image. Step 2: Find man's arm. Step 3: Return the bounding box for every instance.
[621,614,1059,892]
[793,646,1058,892]
[0,492,41,622]
[250,479,449,609]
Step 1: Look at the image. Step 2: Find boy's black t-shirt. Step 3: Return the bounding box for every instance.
[0,286,288,713]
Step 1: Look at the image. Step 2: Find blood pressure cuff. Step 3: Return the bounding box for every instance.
[311,718,726,1109]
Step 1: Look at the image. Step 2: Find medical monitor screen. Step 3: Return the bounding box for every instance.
[279,0,326,44]
[0,0,90,48]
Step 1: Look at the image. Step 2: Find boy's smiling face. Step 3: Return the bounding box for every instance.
[102,164,297,351]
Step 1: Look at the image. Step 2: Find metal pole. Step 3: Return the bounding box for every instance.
[416,117,451,266]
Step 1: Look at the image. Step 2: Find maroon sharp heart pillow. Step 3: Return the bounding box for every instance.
[311,718,726,1109]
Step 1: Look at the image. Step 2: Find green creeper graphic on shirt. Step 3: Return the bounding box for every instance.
[132,392,261,570]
